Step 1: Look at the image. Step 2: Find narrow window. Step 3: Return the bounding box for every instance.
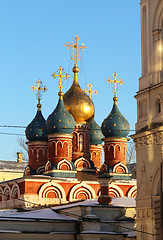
[156,99,161,113]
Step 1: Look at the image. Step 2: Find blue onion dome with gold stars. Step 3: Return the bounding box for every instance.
[101,72,130,138]
[26,110,48,141]
[47,91,75,135]
[89,119,104,145]
[25,79,48,142]
[101,97,130,138]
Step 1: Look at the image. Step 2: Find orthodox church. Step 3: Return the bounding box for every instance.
[0,36,136,209]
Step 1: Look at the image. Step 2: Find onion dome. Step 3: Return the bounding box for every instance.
[47,90,75,135]
[26,110,48,141]
[25,79,48,142]
[63,65,95,123]
[89,119,104,145]
[101,97,130,138]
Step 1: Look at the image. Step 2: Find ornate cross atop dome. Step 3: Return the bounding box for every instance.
[65,35,87,66]
[31,80,48,111]
[52,66,69,99]
[84,83,98,99]
[107,72,124,102]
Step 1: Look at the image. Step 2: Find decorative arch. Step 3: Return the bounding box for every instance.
[155,95,162,114]
[100,163,107,173]
[39,182,66,201]
[74,157,91,169]
[151,162,161,196]
[24,165,31,176]
[0,186,3,202]
[36,165,45,175]
[45,161,52,172]
[11,183,20,199]
[153,0,163,30]
[108,144,115,158]
[109,183,124,198]
[127,186,137,198]
[79,133,84,151]
[57,159,73,170]
[3,185,11,201]
[113,162,128,174]
[57,141,63,156]
[72,132,78,151]
[69,182,96,201]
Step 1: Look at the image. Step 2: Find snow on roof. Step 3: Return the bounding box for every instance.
[0,208,76,221]
[53,197,136,211]
[111,197,136,207]
[0,160,26,172]
[0,230,22,233]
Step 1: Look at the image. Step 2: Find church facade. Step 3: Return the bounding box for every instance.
[132,0,163,239]
[0,36,136,209]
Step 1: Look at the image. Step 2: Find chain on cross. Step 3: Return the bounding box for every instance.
[65,35,87,65]
[107,72,124,98]
[31,79,48,110]
[84,83,98,99]
[52,66,70,93]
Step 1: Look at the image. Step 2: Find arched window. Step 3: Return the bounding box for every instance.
[72,132,78,151]
[156,99,161,113]
[79,134,84,152]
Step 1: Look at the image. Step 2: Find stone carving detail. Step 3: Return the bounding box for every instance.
[153,29,161,42]
[134,131,163,150]
[137,161,151,199]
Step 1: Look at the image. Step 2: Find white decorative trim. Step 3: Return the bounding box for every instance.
[57,159,73,170]
[127,186,137,198]
[109,183,124,197]
[11,182,20,199]
[74,157,91,169]
[74,187,92,199]
[113,162,129,174]
[3,186,11,201]
[39,182,66,200]
[69,182,96,201]
[45,161,52,171]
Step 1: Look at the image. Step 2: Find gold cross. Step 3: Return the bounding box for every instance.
[84,83,98,99]
[107,72,124,98]
[65,35,87,65]
[31,80,48,110]
[52,66,69,94]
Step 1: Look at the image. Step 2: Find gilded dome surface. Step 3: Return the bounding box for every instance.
[63,66,94,123]
[46,97,75,135]
[25,110,48,142]
[89,119,104,145]
[101,101,130,138]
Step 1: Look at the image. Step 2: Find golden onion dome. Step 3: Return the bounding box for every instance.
[63,65,95,123]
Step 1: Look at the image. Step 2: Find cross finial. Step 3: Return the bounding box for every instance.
[31,80,48,111]
[84,83,98,99]
[107,72,124,102]
[65,35,87,66]
[52,66,70,99]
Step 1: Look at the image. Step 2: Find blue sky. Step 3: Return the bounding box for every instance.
[0,0,141,161]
